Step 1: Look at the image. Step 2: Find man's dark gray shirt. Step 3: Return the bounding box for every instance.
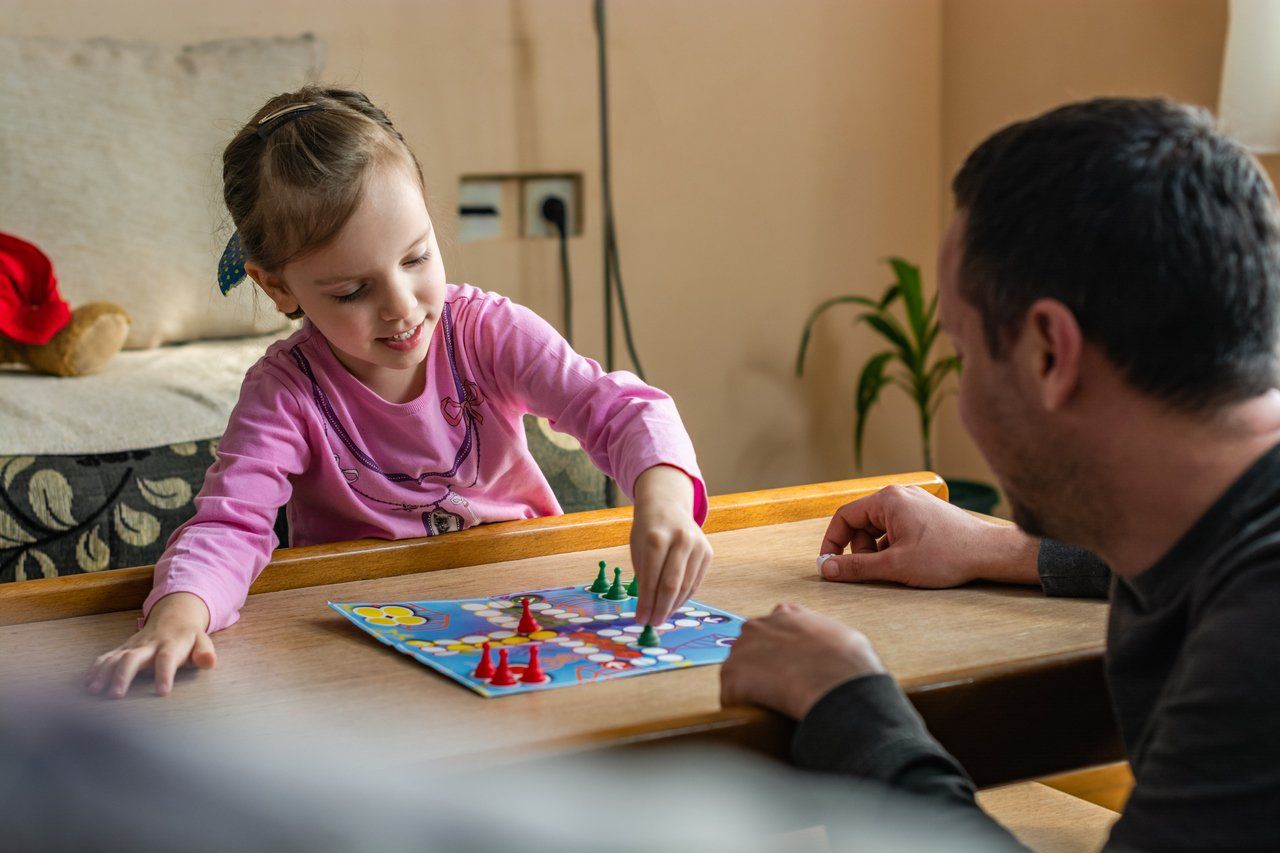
[792,443,1280,850]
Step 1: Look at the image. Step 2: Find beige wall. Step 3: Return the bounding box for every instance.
[4,0,1253,499]
[935,0,1235,493]
[2,0,943,496]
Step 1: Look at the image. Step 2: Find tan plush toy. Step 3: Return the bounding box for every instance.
[0,232,131,377]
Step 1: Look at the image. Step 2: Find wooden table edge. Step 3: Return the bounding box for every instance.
[494,645,1121,788]
[0,472,947,626]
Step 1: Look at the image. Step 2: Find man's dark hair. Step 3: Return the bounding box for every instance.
[952,97,1280,410]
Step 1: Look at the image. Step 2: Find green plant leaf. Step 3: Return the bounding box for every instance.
[888,257,926,344]
[925,355,963,398]
[924,289,939,330]
[798,255,945,475]
[795,295,884,375]
[929,388,958,421]
[853,351,895,471]
[920,322,940,365]
[878,283,901,310]
[889,374,917,401]
[857,312,916,365]
[919,292,942,363]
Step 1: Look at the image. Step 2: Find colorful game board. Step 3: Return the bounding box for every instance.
[329,570,744,698]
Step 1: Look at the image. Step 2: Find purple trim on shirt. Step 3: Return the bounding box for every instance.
[287,301,484,488]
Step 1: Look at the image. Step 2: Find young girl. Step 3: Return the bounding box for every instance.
[86,86,711,699]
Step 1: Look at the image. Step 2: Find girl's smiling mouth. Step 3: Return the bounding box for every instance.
[379,320,424,351]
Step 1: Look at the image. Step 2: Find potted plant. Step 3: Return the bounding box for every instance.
[795,257,999,514]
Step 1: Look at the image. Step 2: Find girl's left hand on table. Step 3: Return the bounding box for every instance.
[630,464,713,625]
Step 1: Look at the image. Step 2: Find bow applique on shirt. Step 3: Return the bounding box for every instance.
[441,380,486,427]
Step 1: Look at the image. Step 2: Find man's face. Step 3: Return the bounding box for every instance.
[937,216,1057,537]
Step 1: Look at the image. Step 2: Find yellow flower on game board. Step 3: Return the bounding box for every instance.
[353,605,426,627]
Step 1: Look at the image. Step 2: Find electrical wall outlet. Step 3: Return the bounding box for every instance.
[521,175,581,239]
[457,177,507,241]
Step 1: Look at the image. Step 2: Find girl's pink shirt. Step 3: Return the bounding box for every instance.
[144,284,706,632]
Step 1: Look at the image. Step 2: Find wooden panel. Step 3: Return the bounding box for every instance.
[978,782,1120,852]
[0,472,946,626]
[0,510,1114,785]
[906,648,1124,787]
[561,653,1124,788]
[1039,762,1134,813]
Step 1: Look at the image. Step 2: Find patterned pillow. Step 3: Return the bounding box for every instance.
[0,440,216,582]
[521,415,608,514]
[0,416,606,582]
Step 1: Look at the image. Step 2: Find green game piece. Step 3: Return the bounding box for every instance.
[638,624,660,647]
[626,574,639,597]
[589,560,610,593]
[603,567,629,601]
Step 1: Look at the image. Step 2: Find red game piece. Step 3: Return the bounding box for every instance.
[472,641,495,679]
[520,644,549,683]
[516,596,541,634]
[489,647,517,686]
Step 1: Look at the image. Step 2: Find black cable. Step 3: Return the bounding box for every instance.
[540,194,605,506]
[593,0,646,382]
[594,0,615,374]
[606,220,645,379]
[541,196,573,345]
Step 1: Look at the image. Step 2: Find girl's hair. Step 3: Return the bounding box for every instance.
[222,85,425,316]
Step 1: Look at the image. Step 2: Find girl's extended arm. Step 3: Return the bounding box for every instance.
[86,370,312,697]
[85,592,214,698]
[468,291,710,623]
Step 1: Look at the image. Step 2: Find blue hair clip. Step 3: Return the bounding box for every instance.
[217,232,247,295]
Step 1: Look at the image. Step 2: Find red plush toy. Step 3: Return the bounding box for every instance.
[0,232,130,376]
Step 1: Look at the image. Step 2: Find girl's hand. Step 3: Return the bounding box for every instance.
[84,592,216,699]
[630,465,713,625]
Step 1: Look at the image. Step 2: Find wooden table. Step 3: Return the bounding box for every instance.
[0,474,1121,786]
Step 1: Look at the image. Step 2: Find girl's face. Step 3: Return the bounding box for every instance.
[253,160,447,401]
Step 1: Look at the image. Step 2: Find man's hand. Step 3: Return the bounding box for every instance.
[720,603,885,720]
[818,485,1041,588]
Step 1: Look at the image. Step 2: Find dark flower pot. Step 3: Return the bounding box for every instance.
[946,477,1000,515]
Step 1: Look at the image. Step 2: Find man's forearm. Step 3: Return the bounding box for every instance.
[966,525,1111,598]
[968,522,1042,585]
[793,675,1024,849]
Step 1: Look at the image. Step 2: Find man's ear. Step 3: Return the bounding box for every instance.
[1020,298,1082,411]
[244,263,299,316]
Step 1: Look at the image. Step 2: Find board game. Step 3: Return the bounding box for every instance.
[329,565,744,698]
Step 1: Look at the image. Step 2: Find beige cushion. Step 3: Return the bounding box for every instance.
[0,329,293,456]
[0,35,325,348]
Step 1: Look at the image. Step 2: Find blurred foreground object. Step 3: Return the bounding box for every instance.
[0,693,1017,852]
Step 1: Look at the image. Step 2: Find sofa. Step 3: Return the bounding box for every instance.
[0,34,604,583]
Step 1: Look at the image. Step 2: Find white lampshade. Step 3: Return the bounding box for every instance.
[1219,0,1280,153]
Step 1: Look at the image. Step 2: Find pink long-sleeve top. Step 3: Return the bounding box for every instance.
[144,284,706,632]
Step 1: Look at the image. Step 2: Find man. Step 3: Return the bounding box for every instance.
[721,98,1280,850]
